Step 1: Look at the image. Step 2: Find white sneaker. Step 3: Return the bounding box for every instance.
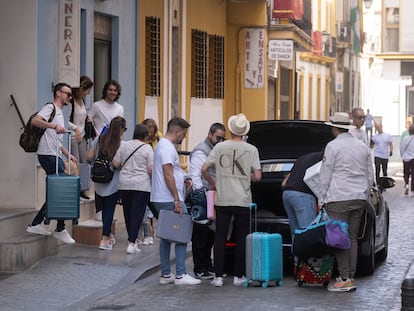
[110,234,116,245]
[53,229,75,244]
[94,211,102,221]
[174,274,201,285]
[143,237,150,245]
[148,237,154,245]
[233,276,247,286]
[159,273,175,285]
[126,243,141,254]
[211,277,224,287]
[98,238,113,250]
[27,224,52,236]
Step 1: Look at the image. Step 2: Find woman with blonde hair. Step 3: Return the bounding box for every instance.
[87,116,126,250]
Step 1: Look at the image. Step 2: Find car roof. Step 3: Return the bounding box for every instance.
[247,120,335,160]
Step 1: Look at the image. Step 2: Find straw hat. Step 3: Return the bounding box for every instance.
[228,113,250,136]
[325,112,355,130]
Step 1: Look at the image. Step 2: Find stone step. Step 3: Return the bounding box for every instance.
[0,233,57,272]
[0,208,38,240]
[73,219,116,246]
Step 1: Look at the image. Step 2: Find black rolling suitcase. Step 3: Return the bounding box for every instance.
[45,131,80,225]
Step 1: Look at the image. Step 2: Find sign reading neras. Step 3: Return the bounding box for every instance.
[244,28,265,89]
[268,40,293,61]
[58,0,80,87]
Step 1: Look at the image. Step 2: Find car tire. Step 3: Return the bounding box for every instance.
[376,207,389,262]
[360,225,375,276]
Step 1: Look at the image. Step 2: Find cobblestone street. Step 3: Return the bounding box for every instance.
[83,161,414,311]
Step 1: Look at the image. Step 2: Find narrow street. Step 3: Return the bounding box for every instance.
[81,162,414,311]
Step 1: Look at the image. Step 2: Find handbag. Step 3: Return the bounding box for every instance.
[206,190,216,220]
[157,210,193,244]
[293,209,350,259]
[84,117,97,139]
[188,188,210,224]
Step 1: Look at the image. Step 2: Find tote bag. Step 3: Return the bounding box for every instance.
[293,209,350,259]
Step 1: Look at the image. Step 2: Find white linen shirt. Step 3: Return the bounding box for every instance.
[189,150,207,190]
[319,132,374,204]
[349,127,368,145]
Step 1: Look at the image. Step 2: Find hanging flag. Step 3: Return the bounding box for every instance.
[350,0,362,54]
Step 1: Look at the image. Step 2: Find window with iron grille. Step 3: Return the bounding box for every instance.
[208,35,225,99]
[145,16,160,96]
[191,29,208,98]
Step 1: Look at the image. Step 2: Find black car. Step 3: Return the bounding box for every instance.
[247,120,395,275]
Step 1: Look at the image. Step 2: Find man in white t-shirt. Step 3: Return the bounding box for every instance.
[26,83,77,244]
[151,117,201,286]
[89,80,124,136]
[88,80,124,220]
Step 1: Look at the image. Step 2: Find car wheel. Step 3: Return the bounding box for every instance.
[360,225,375,276]
[376,208,389,262]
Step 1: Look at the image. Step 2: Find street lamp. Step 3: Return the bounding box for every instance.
[363,0,373,9]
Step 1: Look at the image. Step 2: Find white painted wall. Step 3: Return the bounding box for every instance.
[188,98,223,151]
[0,0,137,209]
[401,0,414,52]
[0,0,39,208]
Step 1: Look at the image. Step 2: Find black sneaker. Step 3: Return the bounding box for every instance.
[80,191,90,200]
[195,271,214,280]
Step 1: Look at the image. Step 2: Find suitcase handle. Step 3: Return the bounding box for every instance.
[249,203,257,233]
[56,131,73,175]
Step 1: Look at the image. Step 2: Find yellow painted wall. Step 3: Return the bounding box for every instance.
[226,1,268,122]
[137,0,164,124]
[185,0,227,120]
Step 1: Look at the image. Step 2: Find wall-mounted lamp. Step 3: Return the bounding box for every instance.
[363,0,373,9]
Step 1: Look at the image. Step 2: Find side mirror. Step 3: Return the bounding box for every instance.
[377,176,396,190]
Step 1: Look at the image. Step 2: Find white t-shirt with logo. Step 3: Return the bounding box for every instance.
[205,140,261,207]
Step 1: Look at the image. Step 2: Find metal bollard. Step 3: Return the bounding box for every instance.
[402,277,414,310]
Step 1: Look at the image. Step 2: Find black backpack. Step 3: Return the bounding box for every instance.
[19,103,56,153]
[91,143,114,183]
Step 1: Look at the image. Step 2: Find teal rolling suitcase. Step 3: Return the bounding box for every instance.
[245,203,283,288]
[45,132,80,225]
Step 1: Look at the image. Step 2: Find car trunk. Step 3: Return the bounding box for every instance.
[247,120,334,240]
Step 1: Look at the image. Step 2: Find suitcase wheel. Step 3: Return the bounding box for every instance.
[323,281,329,288]
[261,282,268,289]
[298,281,304,287]
[277,280,283,287]
[72,219,78,225]
[44,218,50,225]
[243,279,250,287]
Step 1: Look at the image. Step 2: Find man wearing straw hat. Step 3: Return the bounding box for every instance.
[201,113,262,287]
[320,112,374,292]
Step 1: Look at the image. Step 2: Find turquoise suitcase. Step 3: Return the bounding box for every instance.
[245,203,283,288]
[45,132,80,225]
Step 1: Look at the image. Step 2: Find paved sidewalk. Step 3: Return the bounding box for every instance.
[0,224,185,311]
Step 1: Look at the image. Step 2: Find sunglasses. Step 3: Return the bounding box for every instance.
[215,135,225,141]
[60,90,72,97]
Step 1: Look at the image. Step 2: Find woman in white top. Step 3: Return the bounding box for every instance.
[68,76,94,199]
[113,124,154,254]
